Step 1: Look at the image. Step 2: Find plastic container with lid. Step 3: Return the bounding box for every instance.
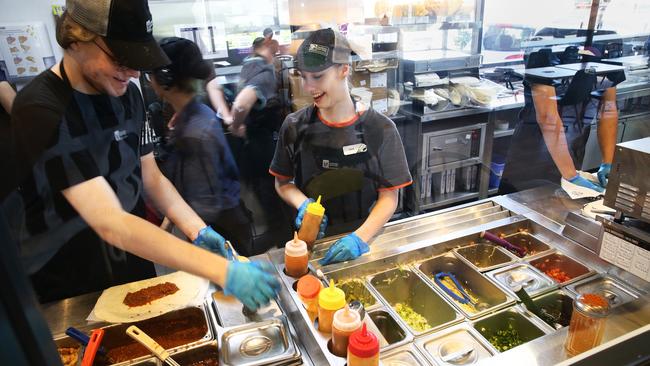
[565,293,610,356]
[297,274,322,321]
[298,196,325,250]
[331,305,362,357]
[318,280,346,333]
[347,323,379,366]
[285,232,309,277]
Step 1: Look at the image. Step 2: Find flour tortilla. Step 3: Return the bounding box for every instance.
[89,271,209,323]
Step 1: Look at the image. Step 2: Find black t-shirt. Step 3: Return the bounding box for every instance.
[7,67,153,274]
[270,105,412,233]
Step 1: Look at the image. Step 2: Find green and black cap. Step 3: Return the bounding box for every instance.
[295,28,351,73]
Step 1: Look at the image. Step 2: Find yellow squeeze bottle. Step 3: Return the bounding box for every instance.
[298,195,325,250]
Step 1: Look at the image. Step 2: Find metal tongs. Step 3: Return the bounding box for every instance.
[434,272,476,305]
[126,325,180,366]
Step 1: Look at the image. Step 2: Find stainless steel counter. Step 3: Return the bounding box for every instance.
[42,185,650,365]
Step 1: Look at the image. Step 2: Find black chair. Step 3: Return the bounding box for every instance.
[556,69,597,130]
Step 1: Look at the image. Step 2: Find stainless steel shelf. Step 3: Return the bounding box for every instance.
[494,128,515,138]
[422,157,483,174]
[488,187,499,195]
[420,191,480,210]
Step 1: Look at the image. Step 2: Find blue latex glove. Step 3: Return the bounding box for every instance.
[569,175,604,193]
[319,233,369,265]
[193,226,228,258]
[295,198,328,239]
[224,260,281,311]
[597,163,611,188]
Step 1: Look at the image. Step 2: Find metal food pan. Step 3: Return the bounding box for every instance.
[380,344,430,366]
[368,267,462,335]
[415,322,496,366]
[367,309,411,351]
[486,262,557,298]
[564,274,641,308]
[528,252,593,286]
[95,306,212,365]
[416,253,515,319]
[501,232,553,259]
[338,278,381,310]
[220,315,298,366]
[531,290,575,330]
[454,243,518,272]
[472,305,553,353]
[169,341,218,366]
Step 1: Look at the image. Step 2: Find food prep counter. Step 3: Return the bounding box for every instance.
[268,184,650,365]
[43,184,650,365]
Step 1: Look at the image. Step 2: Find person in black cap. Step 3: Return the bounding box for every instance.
[4,0,279,309]
[270,28,412,265]
[223,36,291,250]
[147,37,253,256]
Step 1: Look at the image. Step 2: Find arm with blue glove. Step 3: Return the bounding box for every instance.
[597,163,611,188]
[193,226,230,259]
[224,260,281,311]
[275,178,328,238]
[319,190,399,265]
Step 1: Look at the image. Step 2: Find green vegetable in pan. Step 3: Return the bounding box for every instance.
[483,323,524,352]
[394,302,431,332]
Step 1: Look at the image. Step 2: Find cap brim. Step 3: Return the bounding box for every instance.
[105,37,171,72]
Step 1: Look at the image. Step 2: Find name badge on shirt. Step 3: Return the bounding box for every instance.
[114,130,127,141]
[342,143,367,156]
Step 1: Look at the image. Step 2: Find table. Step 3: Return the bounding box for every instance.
[556,61,626,75]
[521,66,577,80]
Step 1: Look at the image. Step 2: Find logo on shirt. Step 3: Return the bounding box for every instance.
[146,20,153,33]
[322,160,339,169]
[114,129,128,141]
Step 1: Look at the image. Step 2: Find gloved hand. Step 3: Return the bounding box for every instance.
[193,226,228,259]
[569,175,604,193]
[319,233,369,266]
[224,260,281,311]
[597,163,611,188]
[295,198,328,239]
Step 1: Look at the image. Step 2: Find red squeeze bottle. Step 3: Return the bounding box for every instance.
[347,323,379,366]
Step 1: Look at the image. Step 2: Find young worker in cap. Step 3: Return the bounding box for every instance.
[5,0,279,309]
[147,37,253,256]
[269,28,412,265]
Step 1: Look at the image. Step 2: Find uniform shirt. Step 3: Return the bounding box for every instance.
[159,98,240,224]
[238,54,281,132]
[269,105,412,233]
[8,67,153,274]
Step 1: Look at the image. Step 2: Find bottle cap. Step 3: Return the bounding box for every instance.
[575,293,610,317]
[318,280,346,310]
[333,304,361,332]
[306,195,325,216]
[285,232,308,257]
[297,274,321,299]
[348,323,379,358]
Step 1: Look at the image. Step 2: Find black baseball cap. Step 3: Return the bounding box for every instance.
[66,0,170,71]
[158,37,212,80]
[295,28,351,73]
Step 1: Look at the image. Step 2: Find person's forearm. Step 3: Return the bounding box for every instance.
[231,87,257,128]
[103,211,228,285]
[0,81,16,112]
[62,176,228,286]
[206,79,232,121]
[597,87,618,164]
[142,154,206,240]
[354,190,398,242]
[532,84,577,179]
[275,178,308,209]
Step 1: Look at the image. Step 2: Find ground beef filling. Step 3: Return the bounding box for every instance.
[123,282,180,307]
